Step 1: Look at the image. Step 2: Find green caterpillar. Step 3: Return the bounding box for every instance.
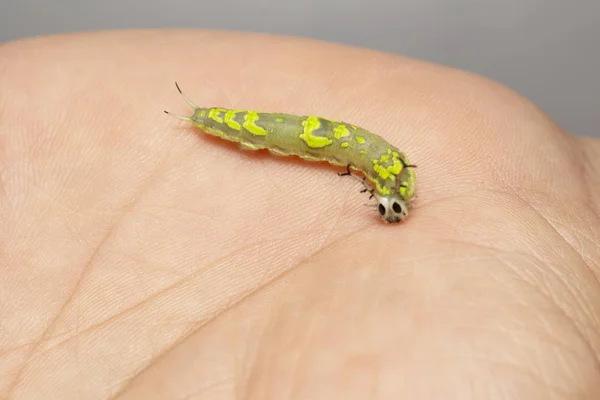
[164,83,417,223]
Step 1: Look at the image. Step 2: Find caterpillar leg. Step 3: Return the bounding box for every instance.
[338,165,376,200]
[338,165,353,177]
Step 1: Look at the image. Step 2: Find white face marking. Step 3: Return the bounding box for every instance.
[374,194,409,223]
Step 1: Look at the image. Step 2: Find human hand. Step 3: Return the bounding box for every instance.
[1,30,599,399]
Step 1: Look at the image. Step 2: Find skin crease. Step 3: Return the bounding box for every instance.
[0,29,599,400]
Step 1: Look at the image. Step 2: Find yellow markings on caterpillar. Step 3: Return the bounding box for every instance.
[208,107,227,123]
[300,116,333,149]
[334,124,350,139]
[341,142,349,148]
[275,117,284,122]
[372,149,403,181]
[224,110,242,130]
[399,167,416,200]
[373,163,391,180]
[355,136,366,144]
[373,179,392,195]
[243,111,267,136]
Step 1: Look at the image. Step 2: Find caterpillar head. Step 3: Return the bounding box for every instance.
[375,193,409,223]
[374,163,415,223]
[343,165,414,223]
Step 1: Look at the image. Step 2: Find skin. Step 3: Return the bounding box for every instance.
[0,30,599,400]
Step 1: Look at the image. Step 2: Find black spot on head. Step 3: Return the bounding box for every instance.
[392,202,402,214]
[378,204,386,216]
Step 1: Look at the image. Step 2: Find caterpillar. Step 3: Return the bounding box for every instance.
[164,82,417,223]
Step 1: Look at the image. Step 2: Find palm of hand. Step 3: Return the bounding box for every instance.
[1,31,599,399]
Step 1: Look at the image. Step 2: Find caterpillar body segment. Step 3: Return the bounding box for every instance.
[165,83,416,223]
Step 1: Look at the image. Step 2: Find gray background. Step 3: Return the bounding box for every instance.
[2,0,599,137]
